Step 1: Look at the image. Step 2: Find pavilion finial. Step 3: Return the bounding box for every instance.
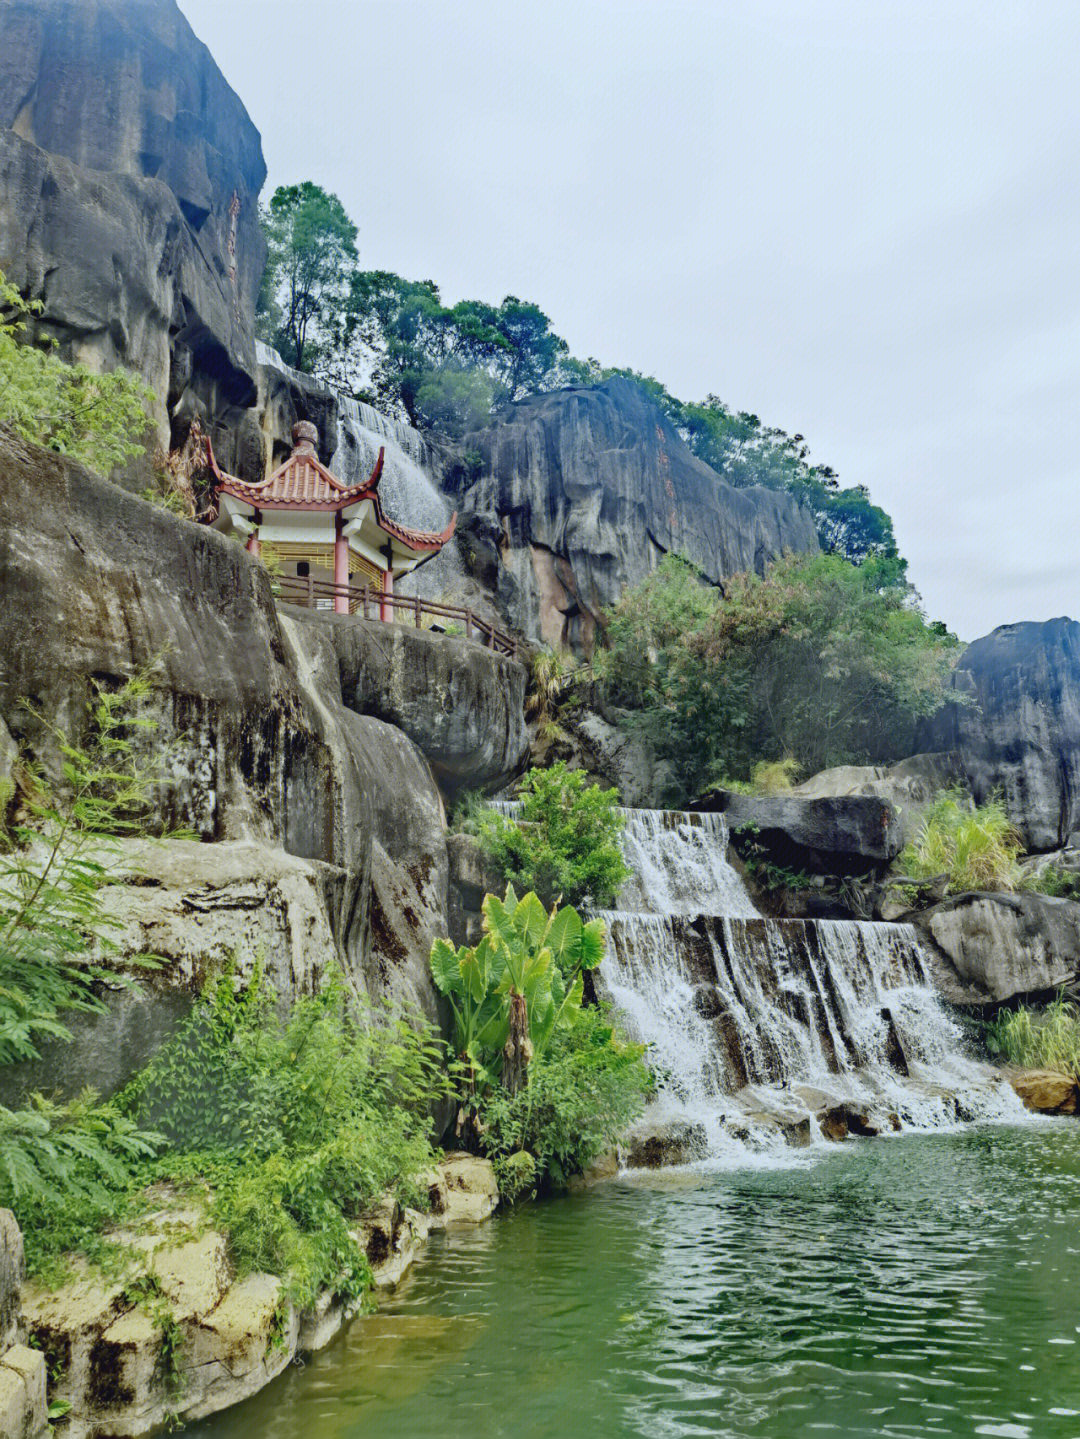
[291,420,319,456]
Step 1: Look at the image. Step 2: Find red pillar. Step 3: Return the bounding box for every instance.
[334,513,350,614]
[245,529,260,558]
[381,565,394,623]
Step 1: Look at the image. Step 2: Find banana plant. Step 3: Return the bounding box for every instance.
[430,885,608,1101]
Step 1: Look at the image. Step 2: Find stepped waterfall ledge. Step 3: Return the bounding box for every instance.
[597,809,1022,1158]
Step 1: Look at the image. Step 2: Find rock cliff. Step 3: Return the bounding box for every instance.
[0,0,266,458]
[924,618,1080,852]
[0,430,527,1092]
[451,377,819,650]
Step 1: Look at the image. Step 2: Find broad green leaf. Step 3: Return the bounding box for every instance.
[580,918,607,970]
[429,938,461,997]
[543,905,582,968]
[513,891,548,950]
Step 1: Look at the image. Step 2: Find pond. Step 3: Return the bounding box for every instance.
[188,1122,1080,1439]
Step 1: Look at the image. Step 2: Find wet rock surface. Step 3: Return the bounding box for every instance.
[21,1156,498,1439]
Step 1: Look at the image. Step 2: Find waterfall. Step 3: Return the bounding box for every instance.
[596,808,1022,1162]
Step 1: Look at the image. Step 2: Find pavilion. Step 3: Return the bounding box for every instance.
[199,420,456,616]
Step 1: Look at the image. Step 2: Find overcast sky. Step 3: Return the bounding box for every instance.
[180,0,1079,640]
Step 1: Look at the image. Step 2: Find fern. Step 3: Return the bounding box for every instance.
[0,667,165,1063]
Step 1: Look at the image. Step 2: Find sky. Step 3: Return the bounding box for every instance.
[179,0,1080,641]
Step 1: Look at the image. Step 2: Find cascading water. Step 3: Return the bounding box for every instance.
[597,808,1022,1160]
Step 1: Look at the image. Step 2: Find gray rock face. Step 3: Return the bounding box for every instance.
[793,752,962,845]
[0,0,266,456]
[917,891,1080,1006]
[289,609,528,791]
[0,1210,23,1355]
[923,618,1080,853]
[695,791,904,874]
[0,434,524,1058]
[452,378,819,651]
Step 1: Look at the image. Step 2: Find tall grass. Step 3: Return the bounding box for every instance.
[986,996,1080,1077]
[899,791,1023,893]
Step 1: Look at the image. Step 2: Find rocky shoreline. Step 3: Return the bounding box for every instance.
[4,1154,499,1439]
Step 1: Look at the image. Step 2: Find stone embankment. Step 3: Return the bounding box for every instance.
[0,1211,47,1439]
[19,1156,497,1439]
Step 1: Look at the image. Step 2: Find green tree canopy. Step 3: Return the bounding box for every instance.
[258,181,359,372]
[597,553,961,803]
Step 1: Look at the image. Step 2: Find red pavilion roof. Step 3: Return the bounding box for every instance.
[202,421,456,553]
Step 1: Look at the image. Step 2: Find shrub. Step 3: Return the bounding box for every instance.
[986,996,1080,1078]
[123,965,448,1307]
[1023,864,1080,901]
[899,792,1023,894]
[0,1094,160,1277]
[0,670,165,1065]
[527,647,581,747]
[478,1003,651,1189]
[477,762,629,908]
[0,266,152,475]
[750,757,800,795]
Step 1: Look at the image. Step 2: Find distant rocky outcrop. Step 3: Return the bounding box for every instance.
[0,0,266,460]
[924,618,1080,853]
[451,378,819,651]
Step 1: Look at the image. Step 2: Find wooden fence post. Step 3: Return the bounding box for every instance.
[414,594,422,628]
[306,573,314,608]
[362,584,369,620]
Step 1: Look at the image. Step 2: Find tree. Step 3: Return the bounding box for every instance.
[477,763,629,909]
[597,553,962,802]
[0,268,151,475]
[258,182,358,372]
[334,274,572,432]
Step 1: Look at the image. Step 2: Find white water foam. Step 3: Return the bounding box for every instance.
[594,808,1025,1165]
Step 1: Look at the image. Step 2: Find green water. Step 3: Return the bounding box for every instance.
[189,1124,1080,1439]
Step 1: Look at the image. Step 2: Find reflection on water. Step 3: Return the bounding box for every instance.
[188,1124,1080,1439]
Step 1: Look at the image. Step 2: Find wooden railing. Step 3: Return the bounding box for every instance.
[275,573,522,661]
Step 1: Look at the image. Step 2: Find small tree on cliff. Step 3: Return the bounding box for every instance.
[258,182,358,372]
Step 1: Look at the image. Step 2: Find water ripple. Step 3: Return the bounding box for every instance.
[189,1125,1080,1439]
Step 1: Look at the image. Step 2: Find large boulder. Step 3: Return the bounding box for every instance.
[450,378,818,652]
[694,790,904,874]
[288,609,528,791]
[0,0,266,457]
[916,891,1080,1006]
[0,1212,45,1439]
[1010,1069,1079,1115]
[792,752,962,846]
[923,618,1080,853]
